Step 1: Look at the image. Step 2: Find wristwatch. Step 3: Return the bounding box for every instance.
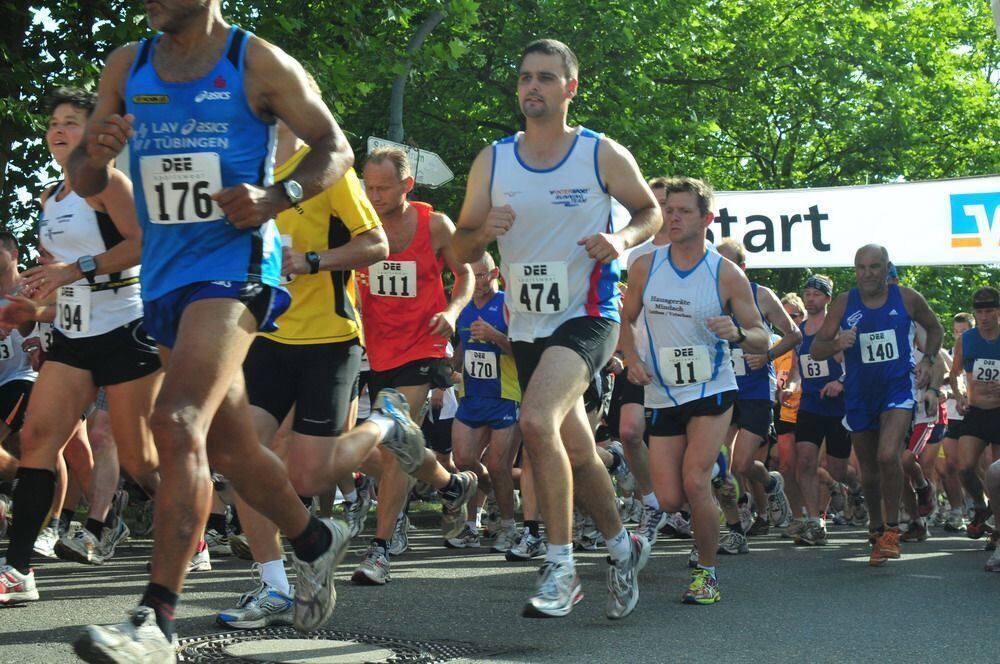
[766,349,776,362]
[281,179,304,206]
[77,255,97,284]
[305,251,321,275]
[734,326,747,344]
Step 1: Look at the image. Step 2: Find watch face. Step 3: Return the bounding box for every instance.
[80,256,97,272]
[285,180,303,203]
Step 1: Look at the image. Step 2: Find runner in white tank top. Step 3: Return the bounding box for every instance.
[453,40,660,620]
[619,177,769,605]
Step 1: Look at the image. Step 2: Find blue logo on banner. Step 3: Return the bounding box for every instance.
[950,192,1000,247]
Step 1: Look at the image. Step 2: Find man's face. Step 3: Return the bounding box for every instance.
[854,248,888,296]
[663,191,711,245]
[517,53,576,119]
[974,306,999,333]
[802,287,830,316]
[362,160,412,218]
[145,0,209,33]
[46,103,88,167]
[472,261,497,298]
[783,301,804,326]
[952,321,972,340]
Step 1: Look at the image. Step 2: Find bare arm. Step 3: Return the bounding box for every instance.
[902,287,944,388]
[429,212,473,337]
[620,253,653,385]
[710,259,769,354]
[809,294,850,361]
[759,286,803,358]
[452,147,498,264]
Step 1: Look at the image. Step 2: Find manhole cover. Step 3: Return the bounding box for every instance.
[177,627,488,663]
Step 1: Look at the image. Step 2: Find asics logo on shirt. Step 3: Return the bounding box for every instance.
[194,90,232,103]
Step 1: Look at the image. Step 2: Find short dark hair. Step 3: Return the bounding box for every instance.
[521,39,579,79]
[43,87,96,117]
[953,312,975,327]
[0,231,19,255]
[656,176,715,216]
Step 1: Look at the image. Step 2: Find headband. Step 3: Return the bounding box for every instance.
[804,276,832,297]
[973,298,999,310]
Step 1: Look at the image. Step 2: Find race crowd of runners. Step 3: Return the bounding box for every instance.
[0,2,997,662]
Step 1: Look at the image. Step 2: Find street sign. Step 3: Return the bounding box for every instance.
[366,136,454,188]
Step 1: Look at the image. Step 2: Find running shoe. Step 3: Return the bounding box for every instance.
[492,522,518,553]
[483,494,501,536]
[506,529,546,561]
[669,512,693,539]
[986,531,998,552]
[290,518,350,632]
[682,567,720,605]
[737,501,754,534]
[765,471,792,527]
[782,518,805,540]
[73,606,175,664]
[98,519,131,560]
[606,441,630,478]
[900,520,929,542]
[637,504,668,545]
[522,561,583,618]
[217,565,294,629]
[619,496,642,524]
[109,488,129,529]
[189,542,212,572]
[34,523,61,559]
[229,533,253,560]
[944,510,965,532]
[880,527,902,560]
[372,388,426,474]
[352,541,391,585]
[747,515,770,536]
[445,523,481,549]
[576,516,604,551]
[440,506,464,540]
[829,483,847,514]
[55,528,102,564]
[204,528,231,556]
[0,493,9,541]
[718,528,750,554]
[916,482,935,518]
[850,491,869,527]
[796,520,827,546]
[0,563,38,604]
[440,471,478,521]
[687,543,699,569]
[129,501,155,538]
[966,507,994,540]
[606,533,650,619]
[986,546,1000,572]
[388,513,410,556]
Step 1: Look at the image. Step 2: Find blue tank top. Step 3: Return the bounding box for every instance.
[840,284,915,402]
[961,328,1000,381]
[125,27,281,301]
[456,291,520,402]
[731,282,775,401]
[797,325,845,417]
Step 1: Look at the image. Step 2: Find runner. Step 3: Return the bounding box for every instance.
[950,286,1000,549]
[62,2,365,657]
[618,176,770,604]
[1,87,162,607]
[353,146,478,586]
[453,39,657,619]
[938,312,974,531]
[810,245,943,566]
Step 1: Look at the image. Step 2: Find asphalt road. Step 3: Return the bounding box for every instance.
[1,516,998,663]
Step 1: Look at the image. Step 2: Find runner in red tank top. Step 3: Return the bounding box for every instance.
[352,147,478,586]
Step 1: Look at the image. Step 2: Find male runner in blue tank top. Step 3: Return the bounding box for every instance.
[810,244,942,567]
[63,1,402,660]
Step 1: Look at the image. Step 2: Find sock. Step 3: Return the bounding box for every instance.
[474,510,483,528]
[60,508,75,528]
[343,488,358,503]
[85,518,104,539]
[544,543,574,569]
[207,512,226,533]
[465,519,478,532]
[140,583,178,640]
[440,475,461,501]
[5,468,56,573]
[727,521,745,535]
[368,413,395,441]
[373,538,389,555]
[48,517,61,533]
[642,492,659,510]
[259,559,290,595]
[289,516,332,563]
[525,520,540,537]
[607,527,631,563]
[697,564,717,578]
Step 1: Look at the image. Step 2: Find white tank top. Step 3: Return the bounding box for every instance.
[641,245,737,408]
[626,238,668,362]
[39,183,143,338]
[0,317,37,386]
[491,128,619,342]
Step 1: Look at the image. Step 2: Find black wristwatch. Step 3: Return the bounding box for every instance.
[734,326,747,344]
[77,255,97,284]
[305,251,321,275]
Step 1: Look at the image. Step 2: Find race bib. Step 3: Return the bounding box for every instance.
[56,285,91,334]
[140,152,223,224]
[658,345,712,387]
[730,348,747,377]
[508,262,568,314]
[0,336,12,361]
[369,261,417,298]
[38,322,55,352]
[802,354,830,378]
[464,349,499,380]
[860,329,898,364]
[973,358,1000,383]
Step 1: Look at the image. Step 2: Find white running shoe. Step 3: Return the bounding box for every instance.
[290,518,350,632]
[522,561,583,618]
[492,522,519,553]
[352,541,391,585]
[445,523,481,549]
[204,528,231,556]
[73,606,175,664]
[637,505,668,545]
[506,528,547,561]
[33,524,61,559]
[55,528,103,565]
[766,471,793,528]
[98,520,131,561]
[388,513,410,556]
[188,545,212,572]
[0,563,38,604]
[372,388,427,474]
[217,565,294,629]
[718,529,750,554]
[606,534,650,619]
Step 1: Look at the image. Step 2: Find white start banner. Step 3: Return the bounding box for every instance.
[702,175,1000,268]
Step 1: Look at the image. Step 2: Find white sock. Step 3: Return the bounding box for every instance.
[368,413,395,441]
[465,520,478,531]
[607,527,631,563]
[343,488,358,503]
[260,560,290,596]
[544,543,574,569]
[474,510,483,528]
[642,492,659,510]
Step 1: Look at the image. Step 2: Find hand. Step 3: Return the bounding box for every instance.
[430,388,445,410]
[281,247,309,276]
[22,337,42,371]
[0,295,45,327]
[428,310,457,338]
[212,183,283,230]
[744,353,768,371]
[21,263,82,300]
[627,359,653,386]
[920,389,938,419]
[819,380,844,399]
[777,388,793,406]
[914,359,931,389]
[606,354,625,375]
[706,316,741,342]
[469,317,499,343]
[837,326,858,351]
[85,113,135,168]
[577,233,626,264]
[484,205,515,240]
[955,392,969,415]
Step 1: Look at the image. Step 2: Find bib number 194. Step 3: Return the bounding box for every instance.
[56,286,91,334]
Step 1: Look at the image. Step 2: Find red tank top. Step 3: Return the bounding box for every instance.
[359,201,448,371]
